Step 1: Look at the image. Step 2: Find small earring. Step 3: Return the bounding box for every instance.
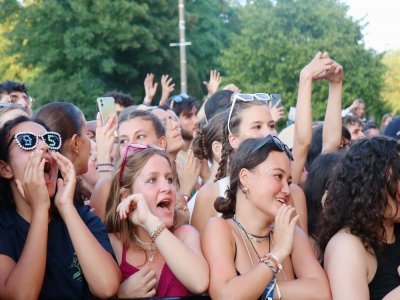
[241,187,248,194]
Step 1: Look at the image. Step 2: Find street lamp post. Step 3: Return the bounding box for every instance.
[170,0,191,94]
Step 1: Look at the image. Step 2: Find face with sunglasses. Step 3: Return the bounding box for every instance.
[228,93,277,149]
[5,121,61,197]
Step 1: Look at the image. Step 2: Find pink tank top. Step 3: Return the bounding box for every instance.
[120,247,192,297]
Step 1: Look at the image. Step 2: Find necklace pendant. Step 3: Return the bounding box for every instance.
[148,253,154,262]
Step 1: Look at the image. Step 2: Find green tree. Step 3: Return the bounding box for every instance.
[0,0,234,118]
[221,0,387,121]
[381,50,400,114]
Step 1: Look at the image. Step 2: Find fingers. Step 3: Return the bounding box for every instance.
[96,112,102,127]
[51,151,76,179]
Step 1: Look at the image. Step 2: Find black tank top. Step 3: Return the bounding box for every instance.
[368,236,400,300]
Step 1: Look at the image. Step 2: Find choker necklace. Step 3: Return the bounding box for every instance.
[132,231,159,262]
[233,215,270,243]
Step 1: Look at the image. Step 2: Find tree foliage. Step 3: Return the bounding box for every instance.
[0,0,233,118]
[221,0,387,121]
[381,50,400,114]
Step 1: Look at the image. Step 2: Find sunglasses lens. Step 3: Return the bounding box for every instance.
[16,133,37,150]
[43,132,62,150]
[237,94,254,101]
[254,93,271,101]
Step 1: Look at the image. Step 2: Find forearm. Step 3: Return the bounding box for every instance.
[292,75,313,184]
[60,205,120,297]
[210,263,275,300]
[278,278,331,300]
[294,75,313,147]
[1,209,49,299]
[322,82,342,153]
[151,225,208,293]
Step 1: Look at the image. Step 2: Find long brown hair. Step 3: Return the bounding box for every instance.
[104,148,171,248]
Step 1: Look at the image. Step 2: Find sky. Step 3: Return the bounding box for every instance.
[342,0,400,53]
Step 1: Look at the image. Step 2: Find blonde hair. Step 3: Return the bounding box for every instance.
[104,148,171,248]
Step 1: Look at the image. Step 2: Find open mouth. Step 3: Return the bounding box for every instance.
[43,160,52,183]
[156,198,173,215]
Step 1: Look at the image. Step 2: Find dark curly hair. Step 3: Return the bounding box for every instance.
[215,136,292,219]
[318,136,400,254]
[304,151,345,239]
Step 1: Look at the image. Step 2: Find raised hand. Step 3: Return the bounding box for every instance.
[95,112,117,164]
[325,62,343,84]
[144,73,158,105]
[52,151,77,211]
[116,193,155,229]
[160,74,175,106]
[269,204,299,262]
[176,149,201,196]
[300,52,335,81]
[118,267,157,298]
[269,99,285,122]
[222,83,241,94]
[15,149,50,211]
[203,70,221,97]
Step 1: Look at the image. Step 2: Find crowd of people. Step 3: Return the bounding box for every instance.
[0,51,399,300]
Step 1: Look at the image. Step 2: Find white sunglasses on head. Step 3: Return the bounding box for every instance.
[227,93,271,134]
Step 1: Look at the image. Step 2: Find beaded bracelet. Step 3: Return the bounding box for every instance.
[267,253,283,273]
[96,162,115,169]
[150,221,166,242]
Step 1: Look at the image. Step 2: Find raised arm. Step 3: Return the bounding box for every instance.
[202,205,299,300]
[117,193,209,294]
[53,152,120,298]
[159,74,175,106]
[143,73,158,106]
[95,113,118,179]
[277,227,331,300]
[0,149,50,299]
[322,61,343,153]
[291,52,334,184]
[197,70,221,122]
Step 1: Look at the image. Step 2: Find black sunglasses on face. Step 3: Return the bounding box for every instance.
[8,131,62,151]
[251,134,293,161]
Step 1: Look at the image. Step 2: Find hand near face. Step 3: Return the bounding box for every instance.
[118,267,157,298]
[269,99,285,123]
[51,151,77,211]
[269,204,299,262]
[15,149,50,211]
[116,193,155,229]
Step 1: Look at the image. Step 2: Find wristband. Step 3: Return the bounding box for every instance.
[150,221,166,242]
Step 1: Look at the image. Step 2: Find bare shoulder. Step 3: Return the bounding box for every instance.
[326,229,366,253]
[196,180,220,202]
[203,217,232,238]
[174,224,200,240]
[324,229,370,273]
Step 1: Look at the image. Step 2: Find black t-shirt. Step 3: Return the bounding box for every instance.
[0,205,115,299]
[369,234,400,300]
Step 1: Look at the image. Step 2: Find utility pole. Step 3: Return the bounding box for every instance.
[170,0,191,94]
